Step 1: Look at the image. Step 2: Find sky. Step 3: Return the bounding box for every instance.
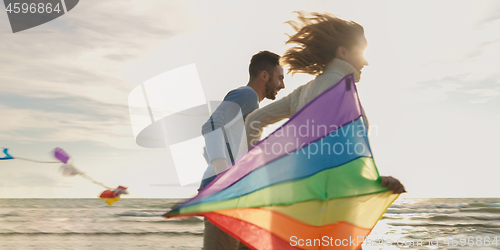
[0,0,499,198]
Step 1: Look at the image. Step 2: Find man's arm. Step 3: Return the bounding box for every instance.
[202,88,257,174]
[202,123,229,174]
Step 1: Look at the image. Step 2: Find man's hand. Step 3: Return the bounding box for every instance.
[381,176,406,194]
[211,158,229,175]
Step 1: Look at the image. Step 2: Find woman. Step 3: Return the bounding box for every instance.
[245,12,405,194]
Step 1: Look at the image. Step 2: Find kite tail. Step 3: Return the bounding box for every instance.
[12,157,60,164]
[79,173,112,190]
[1,148,59,163]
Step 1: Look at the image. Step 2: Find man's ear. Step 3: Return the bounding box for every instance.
[336,46,347,60]
[259,70,269,82]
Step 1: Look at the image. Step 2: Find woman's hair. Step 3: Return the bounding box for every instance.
[281,12,364,76]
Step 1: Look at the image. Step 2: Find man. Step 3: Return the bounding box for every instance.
[200,50,285,250]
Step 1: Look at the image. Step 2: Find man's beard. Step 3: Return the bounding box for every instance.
[264,79,277,100]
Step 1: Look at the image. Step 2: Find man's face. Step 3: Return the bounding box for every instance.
[342,35,369,75]
[264,65,285,100]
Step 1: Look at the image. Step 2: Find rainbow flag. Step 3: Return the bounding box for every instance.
[165,74,399,250]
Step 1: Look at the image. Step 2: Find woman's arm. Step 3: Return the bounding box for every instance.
[245,94,292,148]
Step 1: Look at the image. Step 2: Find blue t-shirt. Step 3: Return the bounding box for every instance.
[199,86,259,190]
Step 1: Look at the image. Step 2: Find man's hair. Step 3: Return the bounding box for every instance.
[281,12,364,76]
[249,51,281,80]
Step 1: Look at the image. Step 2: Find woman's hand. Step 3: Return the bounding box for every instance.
[381,176,406,194]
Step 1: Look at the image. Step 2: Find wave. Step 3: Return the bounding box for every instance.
[426,215,464,222]
[386,208,458,214]
[111,202,184,210]
[435,203,468,208]
[0,213,20,217]
[389,204,469,210]
[423,215,500,222]
[115,211,166,217]
[0,231,203,236]
[470,215,500,221]
[388,204,406,208]
[467,203,489,208]
[460,207,500,214]
[158,217,203,224]
[117,217,204,224]
[388,222,500,229]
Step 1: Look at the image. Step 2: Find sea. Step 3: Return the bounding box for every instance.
[0,198,499,250]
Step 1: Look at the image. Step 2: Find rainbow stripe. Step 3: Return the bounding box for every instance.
[165,74,399,249]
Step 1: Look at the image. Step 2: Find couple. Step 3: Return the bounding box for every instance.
[199,12,406,250]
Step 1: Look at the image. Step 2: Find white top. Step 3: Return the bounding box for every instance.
[245,58,368,147]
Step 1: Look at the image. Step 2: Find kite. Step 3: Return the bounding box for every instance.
[0,148,13,160]
[99,186,129,206]
[53,147,129,205]
[164,74,400,250]
[1,147,129,206]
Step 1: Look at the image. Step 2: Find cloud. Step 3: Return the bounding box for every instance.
[1,172,73,188]
[0,103,134,148]
[421,39,500,66]
[0,0,207,149]
[472,1,500,29]
[406,23,500,104]
[411,72,500,103]
[0,1,185,101]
